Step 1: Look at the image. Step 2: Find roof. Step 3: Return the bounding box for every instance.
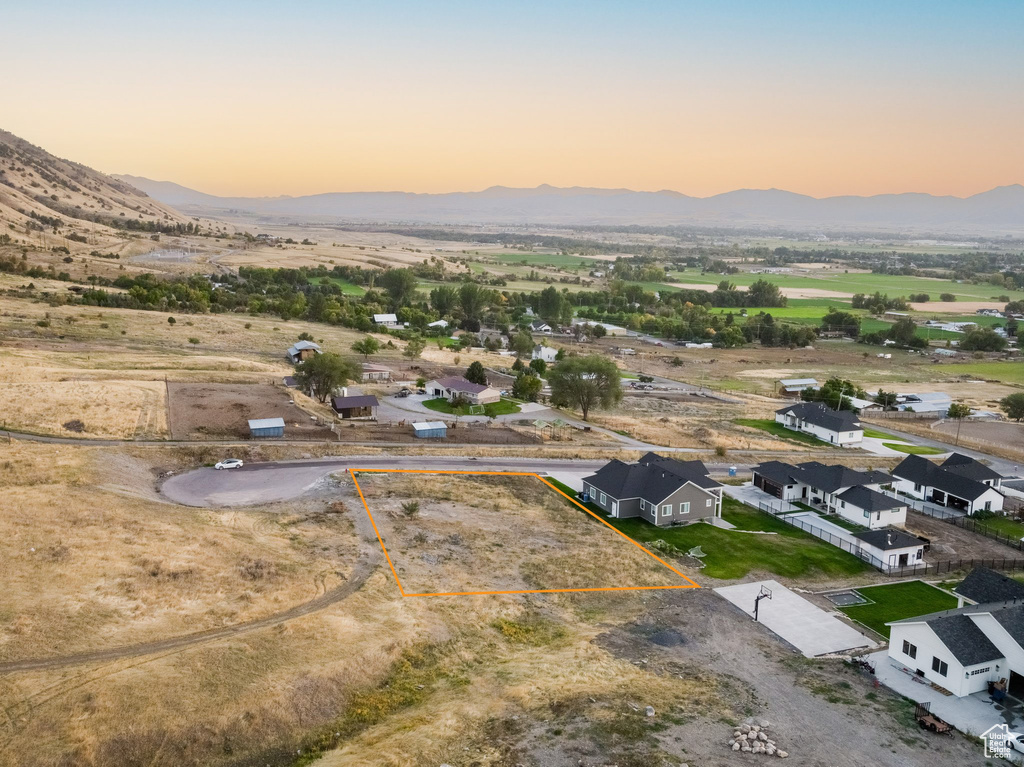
[892,454,999,502]
[427,319,449,327]
[412,421,447,431]
[941,453,1004,483]
[778,378,818,387]
[361,363,392,372]
[853,528,926,551]
[753,460,804,486]
[287,340,321,355]
[432,376,492,395]
[776,401,862,433]
[928,614,1005,666]
[248,417,285,430]
[373,313,398,322]
[788,461,892,493]
[837,485,905,512]
[955,567,1024,605]
[331,395,379,410]
[583,453,721,503]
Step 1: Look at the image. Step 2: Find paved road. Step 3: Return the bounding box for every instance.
[162,455,754,507]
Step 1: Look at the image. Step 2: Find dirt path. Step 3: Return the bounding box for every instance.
[0,490,382,675]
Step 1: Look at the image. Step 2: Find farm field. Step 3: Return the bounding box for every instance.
[838,581,958,638]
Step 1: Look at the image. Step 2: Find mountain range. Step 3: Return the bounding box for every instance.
[115,176,1024,234]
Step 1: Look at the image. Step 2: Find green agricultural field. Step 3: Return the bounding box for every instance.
[936,361,1024,386]
[839,581,957,638]
[665,269,1024,302]
[484,251,601,270]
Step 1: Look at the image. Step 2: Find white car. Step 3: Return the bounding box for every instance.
[1009,732,1024,752]
[214,458,243,470]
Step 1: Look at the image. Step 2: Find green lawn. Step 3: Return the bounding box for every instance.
[422,397,521,417]
[308,276,366,295]
[863,427,901,440]
[936,361,1024,386]
[734,418,835,447]
[972,515,1024,540]
[882,442,947,455]
[839,581,958,638]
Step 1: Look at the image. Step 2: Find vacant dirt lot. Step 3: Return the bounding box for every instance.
[905,510,1024,561]
[355,472,687,595]
[167,381,334,439]
[932,419,1024,451]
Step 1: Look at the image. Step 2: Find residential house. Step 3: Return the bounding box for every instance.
[529,320,552,333]
[775,401,864,445]
[373,313,401,328]
[424,376,501,405]
[361,363,392,382]
[330,394,379,419]
[887,600,1024,698]
[286,340,321,363]
[954,567,1024,608]
[853,529,926,571]
[427,319,449,329]
[479,329,508,349]
[531,345,558,363]
[582,452,723,527]
[891,453,1005,514]
[751,461,900,528]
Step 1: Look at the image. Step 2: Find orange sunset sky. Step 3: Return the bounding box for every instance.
[3,1,1021,199]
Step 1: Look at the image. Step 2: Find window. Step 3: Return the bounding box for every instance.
[931,657,948,677]
[680,502,690,514]
[639,499,646,511]
[971,667,991,676]
[600,493,606,505]
[863,510,870,519]
[914,483,922,492]
[661,504,672,517]
[902,640,917,659]
[706,498,713,508]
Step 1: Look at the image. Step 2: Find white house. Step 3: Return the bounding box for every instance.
[531,345,558,363]
[892,453,1005,514]
[888,599,1024,698]
[373,313,401,328]
[424,376,501,405]
[835,485,908,529]
[427,319,449,329]
[774,401,863,445]
[529,320,552,333]
[852,529,926,571]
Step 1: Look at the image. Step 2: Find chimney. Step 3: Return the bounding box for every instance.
[342,386,348,397]
[887,533,893,546]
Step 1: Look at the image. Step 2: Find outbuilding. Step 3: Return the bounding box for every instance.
[412,421,447,439]
[853,529,926,571]
[286,340,321,364]
[331,394,379,419]
[248,417,285,439]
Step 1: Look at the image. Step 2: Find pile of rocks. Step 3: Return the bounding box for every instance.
[728,723,788,758]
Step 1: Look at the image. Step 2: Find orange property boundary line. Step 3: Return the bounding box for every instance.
[349,468,700,597]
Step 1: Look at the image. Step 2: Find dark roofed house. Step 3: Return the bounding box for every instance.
[887,601,1024,697]
[425,376,501,405]
[892,453,1005,514]
[853,528,926,571]
[774,401,863,445]
[331,394,379,419]
[955,567,1024,607]
[582,453,722,527]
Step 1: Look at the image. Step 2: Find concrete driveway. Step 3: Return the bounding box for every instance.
[714,580,877,657]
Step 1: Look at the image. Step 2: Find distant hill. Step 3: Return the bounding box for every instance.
[0,130,185,239]
[117,176,1024,234]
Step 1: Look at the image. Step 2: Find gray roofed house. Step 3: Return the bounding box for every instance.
[891,453,1005,514]
[774,401,863,446]
[955,567,1024,606]
[582,453,723,527]
[837,485,904,512]
[286,340,321,363]
[941,453,1005,485]
[927,614,1004,666]
[853,528,927,551]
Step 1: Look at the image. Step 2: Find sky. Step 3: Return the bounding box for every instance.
[3,1,1022,198]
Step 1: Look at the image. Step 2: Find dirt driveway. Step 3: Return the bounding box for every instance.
[906,509,1024,561]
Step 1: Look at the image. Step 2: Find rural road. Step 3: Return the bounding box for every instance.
[160,455,755,507]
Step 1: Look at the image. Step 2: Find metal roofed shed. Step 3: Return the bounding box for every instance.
[778,378,818,395]
[412,421,447,439]
[248,417,285,438]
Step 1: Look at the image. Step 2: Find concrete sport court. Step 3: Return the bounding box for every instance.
[714,580,877,657]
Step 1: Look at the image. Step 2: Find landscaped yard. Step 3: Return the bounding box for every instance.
[863,427,900,440]
[838,581,957,638]
[546,484,872,580]
[423,397,522,417]
[734,418,834,447]
[881,442,946,455]
[972,514,1024,540]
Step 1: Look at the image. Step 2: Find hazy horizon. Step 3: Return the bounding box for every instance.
[4,1,1022,199]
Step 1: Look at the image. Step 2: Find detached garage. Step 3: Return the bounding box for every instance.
[248,417,285,438]
[412,421,447,439]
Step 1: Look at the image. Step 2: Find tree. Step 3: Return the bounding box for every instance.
[547,354,622,421]
[403,336,426,359]
[947,402,972,445]
[465,361,488,385]
[529,358,547,376]
[714,326,746,348]
[537,286,572,325]
[378,268,418,307]
[746,279,786,308]
[295,352,360,403]
[510,331,534,358]
[167,316,176,325]
[960,327,1007,352]
[458,282,492,321]
[1000,393,1024,422]
[801,377,865,411]
[939,292,956,302]
[430,285,459,315]
[821,309,860,338]
[888,317,918,346]
[511,371,543,401]
[351,336,380,359]
[875,389,899,410]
